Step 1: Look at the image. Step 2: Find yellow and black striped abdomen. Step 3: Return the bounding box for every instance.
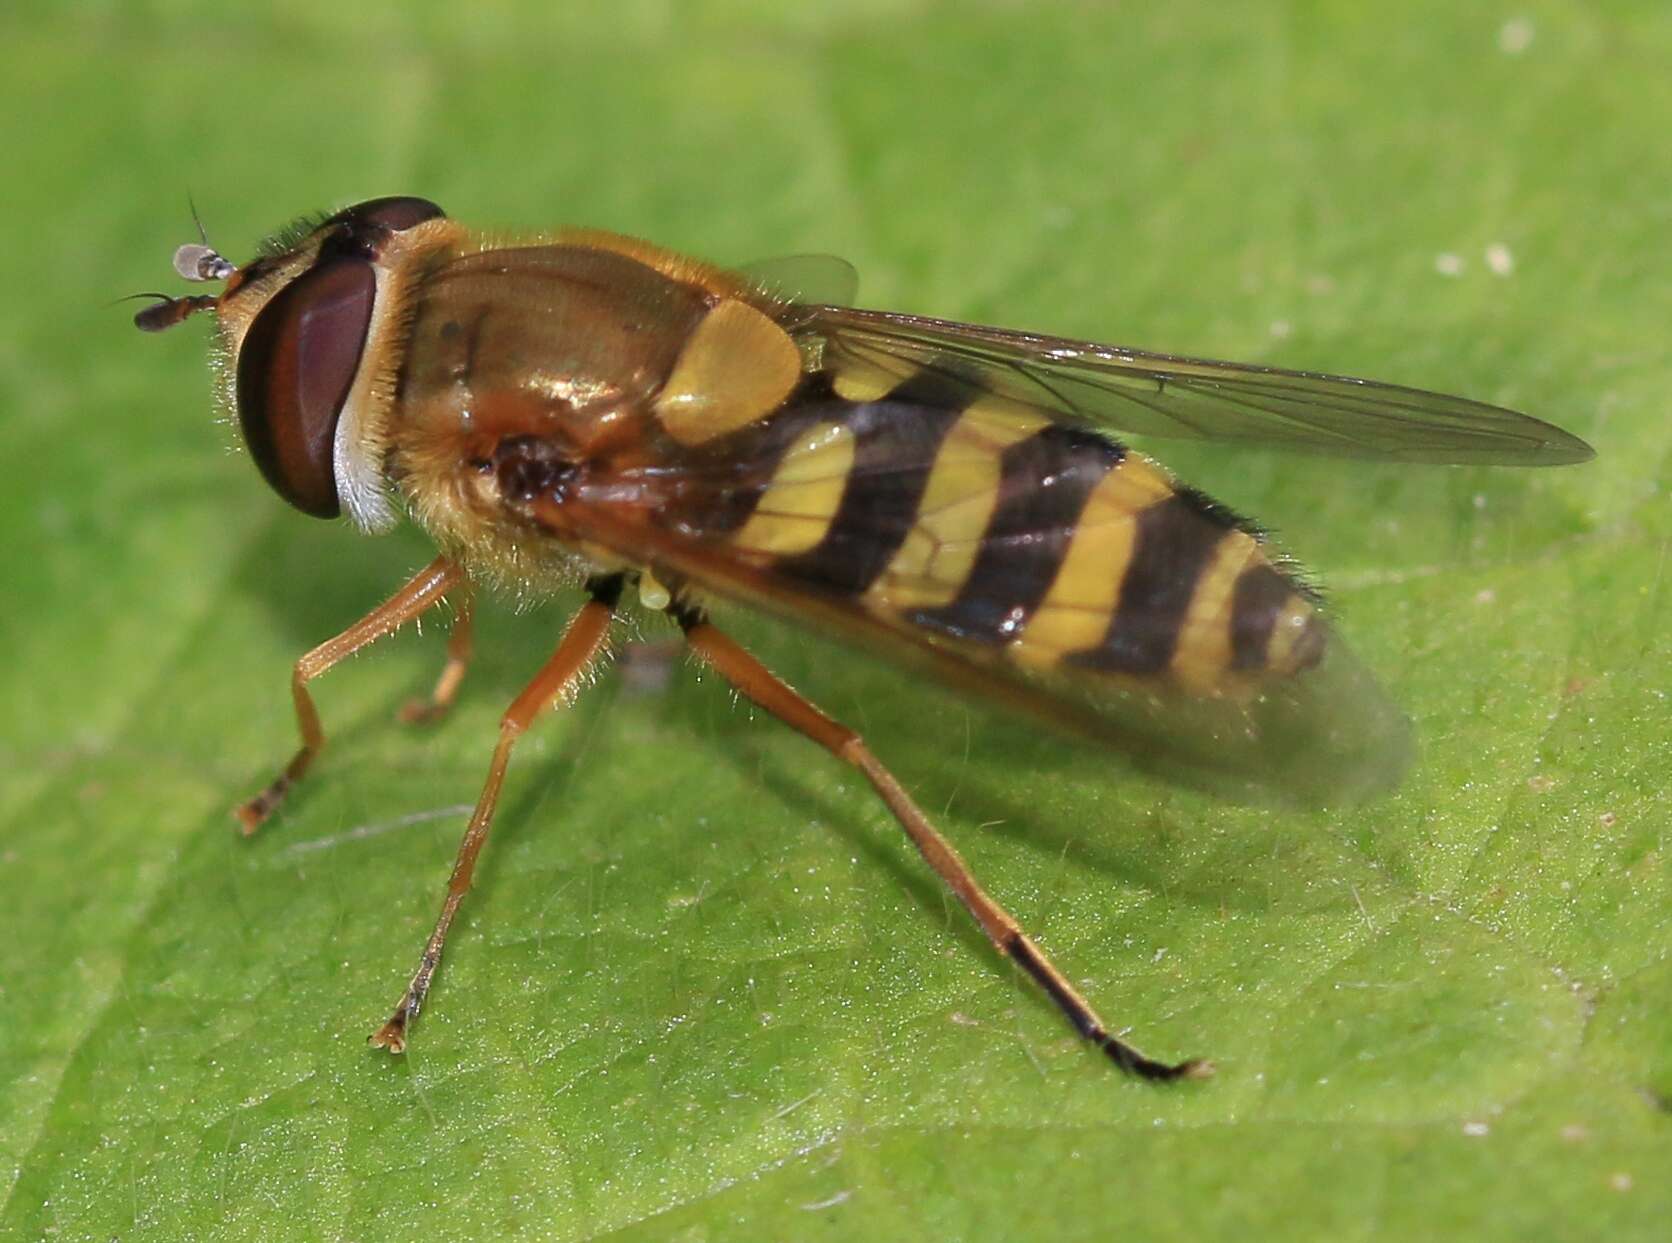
[681,366,1324,698]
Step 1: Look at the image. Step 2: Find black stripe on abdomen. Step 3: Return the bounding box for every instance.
[672,371,839,540]
[1228,563,1293,670]
[908,425,1123,644]
[775,369,970,595]
[1069,492,1233,674]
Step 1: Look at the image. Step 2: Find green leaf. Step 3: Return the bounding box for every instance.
[2,3,1667,1239]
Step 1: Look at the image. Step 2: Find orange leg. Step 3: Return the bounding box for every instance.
[236,556,463,834]
[673,604,1211,1082]
[398,588,476,725]
[370,575,623,1054]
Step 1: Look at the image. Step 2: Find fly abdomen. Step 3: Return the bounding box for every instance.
[695,360,1325,697]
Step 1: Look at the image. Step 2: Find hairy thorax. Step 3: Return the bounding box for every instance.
[386,244,713,594]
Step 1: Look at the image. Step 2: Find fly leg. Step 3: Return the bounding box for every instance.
[370,574,623,1053]
[670,602,1210,1082]
[399,588,476,725]
[236,556,464,834]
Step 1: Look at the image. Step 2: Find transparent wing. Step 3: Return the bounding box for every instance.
[596,488,1414,809]
[739,254,860,310]
[802,305,1593,466]
[500,396,1415,808]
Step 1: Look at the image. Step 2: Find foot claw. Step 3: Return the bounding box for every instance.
[233,800,267,836]
[234,772,291,836]
[1100,1035,1215,1082]
[369,1015,409,1054]
[397,699,446,726]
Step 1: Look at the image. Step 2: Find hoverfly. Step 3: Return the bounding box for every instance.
[138,196,1592,1080]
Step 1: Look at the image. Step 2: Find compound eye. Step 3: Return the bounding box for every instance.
[330,196,445,237]
[235,256,376,517]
